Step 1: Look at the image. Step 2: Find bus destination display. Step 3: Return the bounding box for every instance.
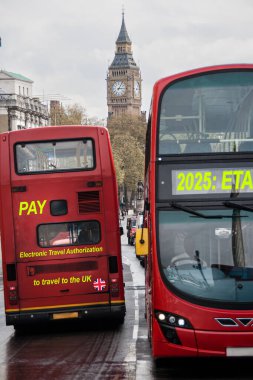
[172,168,253,195]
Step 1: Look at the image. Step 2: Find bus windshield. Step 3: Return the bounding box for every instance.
[159,209,253,305]
[158,71,253,155]
[15,139,94,173]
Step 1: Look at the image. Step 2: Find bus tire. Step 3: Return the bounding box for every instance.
[13,324,27,335]
[115,315,125,325]
[154,358,165,368]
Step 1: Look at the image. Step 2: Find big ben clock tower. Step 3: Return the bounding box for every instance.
[107,12,142,119]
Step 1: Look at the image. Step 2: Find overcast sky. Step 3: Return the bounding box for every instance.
[1,0,253,120]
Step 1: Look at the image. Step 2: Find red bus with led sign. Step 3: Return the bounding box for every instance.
[136,64,253,360]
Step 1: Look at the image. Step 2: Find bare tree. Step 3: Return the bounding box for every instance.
[50,103,87,125]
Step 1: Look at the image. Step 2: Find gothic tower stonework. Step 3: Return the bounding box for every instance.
[107,13,142,119]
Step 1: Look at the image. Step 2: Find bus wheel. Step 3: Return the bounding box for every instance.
[115,315,125,325]
[154,358,164,368]
[13,324,27,335]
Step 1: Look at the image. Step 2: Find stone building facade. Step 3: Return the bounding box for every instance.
[0,70,49,132]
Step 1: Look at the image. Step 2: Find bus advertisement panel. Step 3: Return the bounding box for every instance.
[138,64,253,359]
[0,125,125,327]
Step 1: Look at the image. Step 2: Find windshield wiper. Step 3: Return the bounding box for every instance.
[194,250,210,288]
[170,202,224,219]
[223,201,253,213]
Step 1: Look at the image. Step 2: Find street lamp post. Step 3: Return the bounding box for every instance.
[136,180,144,213]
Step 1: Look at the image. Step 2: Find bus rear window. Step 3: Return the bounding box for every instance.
[38,220,100,247]
[15,139,94,174]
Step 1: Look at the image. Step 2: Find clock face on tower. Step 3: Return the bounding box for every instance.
[112,81,126,96]
[134,80,140,97]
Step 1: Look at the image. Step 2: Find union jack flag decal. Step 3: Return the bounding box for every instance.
[93,278,106,291]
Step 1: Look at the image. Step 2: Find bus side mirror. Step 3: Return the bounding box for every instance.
[135,228,148,256]
[120,226,124,236]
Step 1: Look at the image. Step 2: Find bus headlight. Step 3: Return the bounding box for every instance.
[155,310,193,345]
[155,310,193,329]
[158,313,166,321]
[178,318,186,327]
[168,315,176,324]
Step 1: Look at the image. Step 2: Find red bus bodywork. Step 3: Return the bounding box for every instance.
[145,64,253,358]
[0,125,125,326]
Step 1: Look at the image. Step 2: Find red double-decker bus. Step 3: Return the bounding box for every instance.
[136,64,253,359]
[0,125,125,327]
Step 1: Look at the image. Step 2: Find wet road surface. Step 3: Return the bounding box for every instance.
[0,230,253,379]
[0,229,148,380]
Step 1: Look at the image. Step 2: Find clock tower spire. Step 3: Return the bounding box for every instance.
[107,11,142,119]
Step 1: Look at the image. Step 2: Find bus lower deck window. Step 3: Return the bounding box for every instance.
[37,220,100,247]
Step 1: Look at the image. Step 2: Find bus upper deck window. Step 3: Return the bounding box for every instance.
[158,71,253,155]
[15,139,95,174]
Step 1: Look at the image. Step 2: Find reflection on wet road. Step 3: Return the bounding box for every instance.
[0,228,148,380]
[0,230,253,379]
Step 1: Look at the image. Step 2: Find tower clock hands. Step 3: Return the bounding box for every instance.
[112,81,126,96]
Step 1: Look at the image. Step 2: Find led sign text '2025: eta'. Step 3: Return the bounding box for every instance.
[172,168,253,195]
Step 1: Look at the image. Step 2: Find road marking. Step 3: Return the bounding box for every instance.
[133,325,138,340]
[136,359,153,379]
[123,254,142,363]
